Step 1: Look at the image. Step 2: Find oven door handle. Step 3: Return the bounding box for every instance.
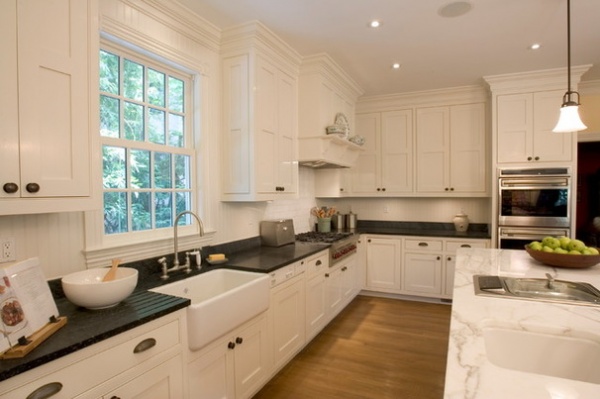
[499,228,569,238]
[500,177,569,187]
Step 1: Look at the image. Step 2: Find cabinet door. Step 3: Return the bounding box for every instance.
[381,110,413,193]
[341,254,359,303]
[17,0,91,198]
[233,315,270,399]
[255,57,279,194]
[403,253,443,296]
[497,93,533,163]
[102,355,183,399]
[188,336,235,399]
[365,236,401,292]
[306,274,327,340]
[326,266,344,320]
[276,71,297,194]
[271,274,306,370]
[352,113,380,193]
[443,255,456,298]
[449,103,486,193]
[416,107,449,192]
[533,90,573,162]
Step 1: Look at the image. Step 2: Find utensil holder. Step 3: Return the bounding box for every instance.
[317,218,331,233]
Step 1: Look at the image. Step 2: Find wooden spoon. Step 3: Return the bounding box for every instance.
[103,258,121,282]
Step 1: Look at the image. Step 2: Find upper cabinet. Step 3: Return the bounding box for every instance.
[0,0,100,215]
[221,22,301,201]
[485,66,591,168]
[352,110,414,195]
[298,54,364,168]
[496,90,573,164]
[416,103,487,195]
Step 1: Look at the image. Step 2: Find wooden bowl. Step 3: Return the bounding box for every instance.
[525,245,600,268]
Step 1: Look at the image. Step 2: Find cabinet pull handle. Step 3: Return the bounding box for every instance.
[235,337,243,345]
[460,244,472,248]
[447,257,452,261]
[25,182,40,193]
[26,382,63,399]
[342,266,347,271]
[133,337,156,354]
[110,396,122,399]
[3,182,18,194]
[228,341,236,349]
[527,156,533,161]
[437,256,441,260]
[316,260,322,266]
[325,273,330,278]
[534,156,540,161]
[418,242,428,247]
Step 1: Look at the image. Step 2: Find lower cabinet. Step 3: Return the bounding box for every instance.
[0,310,185,399]
[270,271,306,372]
[187,313,270,399]
[305,252,329,341]
[364,234,489,299]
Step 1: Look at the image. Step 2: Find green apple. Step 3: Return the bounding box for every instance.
[542,246,555,253]
[554,247,568,254]
[558,236,571,249]
[529,242,543,251]
[588,247,599,255]
[569,249,582,255]
[542,236,560,249]
[582,248,593,255]
[567,239,586,252]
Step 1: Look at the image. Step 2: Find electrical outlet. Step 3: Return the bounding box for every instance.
[383,205,389,214]
[1,238,16,263]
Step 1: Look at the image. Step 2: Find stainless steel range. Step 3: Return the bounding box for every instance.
[295,232,358,266]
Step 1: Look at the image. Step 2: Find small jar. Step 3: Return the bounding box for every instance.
[453,213,469,232]
[317,218,331,233]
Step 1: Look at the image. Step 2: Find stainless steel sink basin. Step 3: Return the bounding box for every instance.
[474,274,600,306]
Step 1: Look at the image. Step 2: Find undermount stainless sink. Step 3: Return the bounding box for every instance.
[474,274,600,306]
[150,269,269,350]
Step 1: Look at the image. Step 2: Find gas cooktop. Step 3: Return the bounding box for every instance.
[295,231,353,244]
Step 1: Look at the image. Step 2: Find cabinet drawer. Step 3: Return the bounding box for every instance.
[445,240,488,252]
[4,319,180,398]
[306,251,329,278]
[404,238,443,251]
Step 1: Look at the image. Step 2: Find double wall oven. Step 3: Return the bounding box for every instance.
[497,167,572,249]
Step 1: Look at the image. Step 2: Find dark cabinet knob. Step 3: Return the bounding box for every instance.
[228,341,236,349]
[527,156,533,161]
[3,182,18,194]
[26,182,40,193]
[534,156,540,161]
[235,337,243,345]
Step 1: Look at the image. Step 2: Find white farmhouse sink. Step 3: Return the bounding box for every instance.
[150,269,269,351]
[483,326,600,384]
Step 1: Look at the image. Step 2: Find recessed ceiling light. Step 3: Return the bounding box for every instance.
[369,20,381,28]
[392,63,401,70]
[530,43,541,50]
[438,1,473,18]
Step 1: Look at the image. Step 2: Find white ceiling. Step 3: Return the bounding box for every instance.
[177,0,600,97]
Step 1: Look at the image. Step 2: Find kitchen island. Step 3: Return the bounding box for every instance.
[445,248,600,398]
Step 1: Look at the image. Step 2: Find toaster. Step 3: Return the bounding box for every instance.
[260,219,295,247]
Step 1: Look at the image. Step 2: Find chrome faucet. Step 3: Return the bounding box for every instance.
[158,211,205,279]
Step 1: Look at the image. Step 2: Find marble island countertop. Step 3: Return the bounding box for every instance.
[445,248,600,398]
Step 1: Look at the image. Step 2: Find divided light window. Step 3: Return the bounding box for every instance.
[99,46,195,235]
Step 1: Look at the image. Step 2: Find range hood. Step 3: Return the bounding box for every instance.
[298,135,363,168]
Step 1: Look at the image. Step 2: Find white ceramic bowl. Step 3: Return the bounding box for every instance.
[61,267,138,309]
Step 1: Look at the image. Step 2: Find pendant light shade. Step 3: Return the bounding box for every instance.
[552,0,587,133]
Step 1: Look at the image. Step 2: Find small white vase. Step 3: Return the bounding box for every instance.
[453,213,469,232]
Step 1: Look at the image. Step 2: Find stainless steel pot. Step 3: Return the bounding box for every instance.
[332,213,345,230]
[345,212,357,230]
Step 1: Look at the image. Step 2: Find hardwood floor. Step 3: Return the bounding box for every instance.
[253,295,452,399]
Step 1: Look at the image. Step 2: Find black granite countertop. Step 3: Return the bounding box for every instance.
[355,220,491,240]
[0,222,487,383]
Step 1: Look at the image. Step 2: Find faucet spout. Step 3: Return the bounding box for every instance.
[174,211,205,267]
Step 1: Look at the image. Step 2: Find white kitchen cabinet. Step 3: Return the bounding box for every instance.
[314,168,352,197]
[351,110,413,195]
[416,103,487,195]
[0,311,184,399]
[305,251,329,341]
[270,269,306,372]
[497,90,574,164]
[403,238,444,296]
[221,23,300,201]
[340,254,359,305]
[364,235,402,293]
[0,0,100,215]
[188,312,270,399]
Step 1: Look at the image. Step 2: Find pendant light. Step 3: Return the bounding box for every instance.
[553,0,587,133]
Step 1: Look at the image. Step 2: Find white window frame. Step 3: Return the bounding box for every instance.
[84,33,214,268]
